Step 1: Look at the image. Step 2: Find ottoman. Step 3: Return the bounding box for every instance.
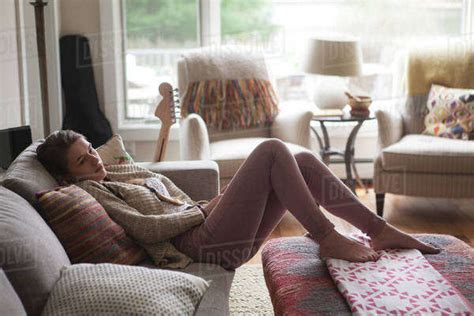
[261,234,473,315]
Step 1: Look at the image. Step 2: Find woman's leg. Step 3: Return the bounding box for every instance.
[293,151,386,237]
[202,150,437,261]
[173,139,378,269]
[293,151,439,254]
[230,151,386,260]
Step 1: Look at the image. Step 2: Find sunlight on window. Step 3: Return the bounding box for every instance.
[123,0,464,120]
[124,0,198,119]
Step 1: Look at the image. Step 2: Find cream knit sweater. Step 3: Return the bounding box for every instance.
[76,164,205,269]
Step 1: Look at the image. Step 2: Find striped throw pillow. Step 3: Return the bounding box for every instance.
[36,185,147,264]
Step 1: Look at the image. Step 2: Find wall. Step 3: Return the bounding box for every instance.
[59,0,104,112]
[0,0,23,129]
[2,0,63,140]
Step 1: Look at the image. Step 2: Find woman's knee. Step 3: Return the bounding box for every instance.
[255,138,288,155]
[294,151,322,168]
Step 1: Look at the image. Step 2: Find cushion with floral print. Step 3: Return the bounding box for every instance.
[96,134,135,165]
[423,84,474,139]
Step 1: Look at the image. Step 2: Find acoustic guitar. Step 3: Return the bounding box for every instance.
[153,82,180,162]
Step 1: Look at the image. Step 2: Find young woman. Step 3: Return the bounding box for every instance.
[37,130,439,270]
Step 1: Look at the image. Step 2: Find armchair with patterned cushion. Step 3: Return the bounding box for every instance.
[374,44,474,216]
[177,47,314,186]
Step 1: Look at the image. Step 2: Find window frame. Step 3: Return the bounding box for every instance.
[100,0,221,141]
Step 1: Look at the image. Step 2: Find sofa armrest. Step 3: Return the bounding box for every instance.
[375,109,404,152]
[271,109,314,149]
[179,114,212,160]
[136,160,219,201]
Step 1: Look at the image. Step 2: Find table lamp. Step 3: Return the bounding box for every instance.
[304,37,363,110]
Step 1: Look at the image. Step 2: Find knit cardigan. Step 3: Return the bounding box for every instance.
[76,164,205,269]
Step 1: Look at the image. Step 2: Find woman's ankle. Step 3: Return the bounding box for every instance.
[366,219,387,239]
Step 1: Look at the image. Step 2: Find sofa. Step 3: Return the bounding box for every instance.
[0,141,234,316]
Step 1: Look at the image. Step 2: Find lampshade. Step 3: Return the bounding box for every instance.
[304,37,363,77]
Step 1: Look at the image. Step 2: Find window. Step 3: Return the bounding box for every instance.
[119,0,467,124]
[123,0,277,120]
[227,0,465,104]
[124,0,199,120]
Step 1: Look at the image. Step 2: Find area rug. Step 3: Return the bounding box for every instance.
[229,264,273,315]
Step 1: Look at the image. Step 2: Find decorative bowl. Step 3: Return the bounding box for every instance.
[348,95,372,111]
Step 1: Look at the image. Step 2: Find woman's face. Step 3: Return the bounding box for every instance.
[66,137,106,182]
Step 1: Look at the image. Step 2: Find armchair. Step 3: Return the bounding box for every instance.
[374,45,474,216]
[177,47,314,186]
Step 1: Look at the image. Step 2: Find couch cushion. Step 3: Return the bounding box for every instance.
[0,186,70,316]
[96,134,135,165]
[42,263,209,316]
[37,185,147,264]
[381,134,474,174]
[0,269,26,316]
[210,137,311,178]
[141,261,235,316]
[1,141,58,209]
[209,126,270,142]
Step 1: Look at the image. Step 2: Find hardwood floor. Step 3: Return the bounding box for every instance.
[247,187,474,264]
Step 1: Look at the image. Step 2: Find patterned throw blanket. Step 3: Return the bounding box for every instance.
[180,46,279,130]
[326,235,474,315]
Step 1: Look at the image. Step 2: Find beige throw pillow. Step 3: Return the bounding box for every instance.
[96,134,134,165]
[42,263,209,316]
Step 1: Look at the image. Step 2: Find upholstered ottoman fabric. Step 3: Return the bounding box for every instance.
[261,235,473,315]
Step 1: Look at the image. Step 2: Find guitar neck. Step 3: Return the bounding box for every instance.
[153,124,171,162]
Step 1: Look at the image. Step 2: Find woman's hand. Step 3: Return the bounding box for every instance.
[200,193,224,218]
[125,178,146,186]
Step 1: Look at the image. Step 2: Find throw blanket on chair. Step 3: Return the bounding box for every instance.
[407,42,474,97]
[402,42,474,135]
[180,47,279,130]
[326,235,474,315]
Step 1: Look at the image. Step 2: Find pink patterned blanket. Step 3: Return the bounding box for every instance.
[326,237,474,315]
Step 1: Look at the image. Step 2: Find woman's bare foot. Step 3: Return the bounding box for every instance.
[319,230,379,262]
[371,224,440,254]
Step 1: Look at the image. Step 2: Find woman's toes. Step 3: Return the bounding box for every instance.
[372,224,442,254]
[420,243,441,254]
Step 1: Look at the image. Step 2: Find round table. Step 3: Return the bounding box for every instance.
[311,112,376,194]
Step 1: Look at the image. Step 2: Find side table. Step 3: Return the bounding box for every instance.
[311,112,376,194]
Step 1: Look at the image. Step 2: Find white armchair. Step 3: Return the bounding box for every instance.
[374,45,474,217]
[177,47,314,186]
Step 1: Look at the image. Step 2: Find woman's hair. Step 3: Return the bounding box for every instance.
[36,130,85,178]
